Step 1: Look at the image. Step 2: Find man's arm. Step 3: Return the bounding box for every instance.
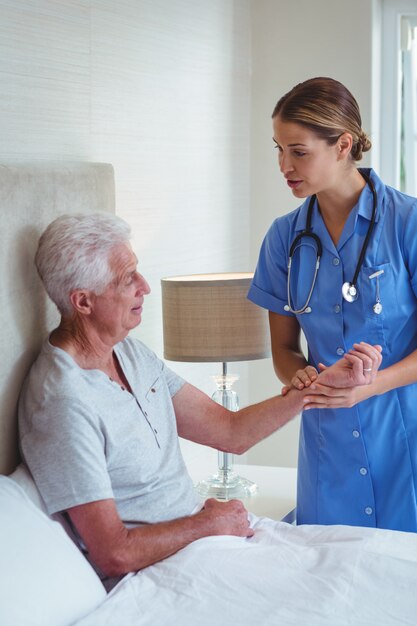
[174,342,382,454]
[66,343,380,577]
[67,496,253,577]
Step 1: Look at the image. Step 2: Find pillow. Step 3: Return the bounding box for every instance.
[0,476,107,626]
[9,462,85,550]
[9,463,48,512]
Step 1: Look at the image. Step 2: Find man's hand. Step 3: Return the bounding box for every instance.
[281,365,318,396]
[198,498,254,538]
[316,342,382,388]
[67,496,253,578]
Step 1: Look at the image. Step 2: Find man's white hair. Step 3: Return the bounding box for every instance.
[35,212,132,316]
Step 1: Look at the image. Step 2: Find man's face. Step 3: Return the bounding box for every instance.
[90,243,151,343]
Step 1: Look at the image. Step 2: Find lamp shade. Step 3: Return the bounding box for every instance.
[161,272,271,362]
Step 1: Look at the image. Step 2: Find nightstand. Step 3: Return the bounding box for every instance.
[189,461,297,522]
[234,464,296,521]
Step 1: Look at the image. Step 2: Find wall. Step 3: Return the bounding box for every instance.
[0,0,384,472]
[247,0,380,467]
[0,0,251,470]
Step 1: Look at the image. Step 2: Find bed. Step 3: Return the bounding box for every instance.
[1,163,417,626]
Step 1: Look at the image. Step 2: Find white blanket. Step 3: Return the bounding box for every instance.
[74,514,417,626]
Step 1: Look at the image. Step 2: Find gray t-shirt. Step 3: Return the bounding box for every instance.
[18,336,200,524]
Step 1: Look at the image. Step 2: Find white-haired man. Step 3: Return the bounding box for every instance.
[18,213,382,588]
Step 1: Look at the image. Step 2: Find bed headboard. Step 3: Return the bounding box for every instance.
[0,162,115,474]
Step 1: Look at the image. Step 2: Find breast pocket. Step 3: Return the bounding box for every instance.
[356,262,395,351]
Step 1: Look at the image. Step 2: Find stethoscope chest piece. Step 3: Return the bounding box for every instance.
[342,281,358,303]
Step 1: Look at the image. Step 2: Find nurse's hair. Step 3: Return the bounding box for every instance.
[272,77,371,161]
[35,212,132,316]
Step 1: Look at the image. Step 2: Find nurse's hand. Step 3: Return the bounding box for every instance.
[302,342,382,409]
[281,365,318,396]
[317,342,382,387]
[303,384,369,410]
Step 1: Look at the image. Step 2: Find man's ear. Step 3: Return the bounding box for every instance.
[336,132,353,160]
[69,290,94,316]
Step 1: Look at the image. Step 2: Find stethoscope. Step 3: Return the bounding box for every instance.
[284,170,378,315]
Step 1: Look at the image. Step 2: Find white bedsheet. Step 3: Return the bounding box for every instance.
[74,515,417,626]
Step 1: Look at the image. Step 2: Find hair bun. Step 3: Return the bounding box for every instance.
[359,131,372,152]
[351,131,371,161]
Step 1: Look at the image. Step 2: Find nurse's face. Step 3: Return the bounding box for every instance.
[273,116,343,199]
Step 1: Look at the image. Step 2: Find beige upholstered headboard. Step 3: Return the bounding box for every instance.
[0,162,115,474]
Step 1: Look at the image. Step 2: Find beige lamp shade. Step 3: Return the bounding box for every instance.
[161,272,271,362]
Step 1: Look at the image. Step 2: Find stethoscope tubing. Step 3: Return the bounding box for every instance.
[286,254,320,314]
[285,169,377,315]
[349,171,377,288]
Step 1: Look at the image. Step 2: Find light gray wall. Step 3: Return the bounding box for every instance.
[247,0,381,467]
[0,0,252,470]
[0,0,383,472]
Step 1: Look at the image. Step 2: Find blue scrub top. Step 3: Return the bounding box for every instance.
[248,169,417,532]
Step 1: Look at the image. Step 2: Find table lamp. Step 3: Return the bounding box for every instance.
[161,272,271,500]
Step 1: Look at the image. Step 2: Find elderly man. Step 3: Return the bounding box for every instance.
[18,213,381,587]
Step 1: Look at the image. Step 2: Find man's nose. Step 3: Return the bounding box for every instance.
[137,273,151,294]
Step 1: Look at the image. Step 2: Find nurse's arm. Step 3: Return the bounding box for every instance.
[269,311,318,388]
[374,348,417,393]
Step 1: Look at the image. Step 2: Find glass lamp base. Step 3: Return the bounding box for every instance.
[196,470,258,500]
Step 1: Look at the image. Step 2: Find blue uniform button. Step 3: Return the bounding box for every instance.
[352,430,360,438]
[334,304,341,313]
[336,347,344,356]
[365,507,373,515]
[332,257,340,266]
[360,467,368,475]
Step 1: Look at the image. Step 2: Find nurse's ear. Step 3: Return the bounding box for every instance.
[336,132,353,161]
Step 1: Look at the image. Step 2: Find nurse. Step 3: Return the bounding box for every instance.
[248,77,417,532]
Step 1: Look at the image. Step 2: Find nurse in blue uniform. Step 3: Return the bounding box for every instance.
[248,77,417,532]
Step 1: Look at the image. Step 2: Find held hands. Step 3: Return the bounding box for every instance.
[200,498,253,538]
[317,342,382,387]
[282,342,383,410]
[303,342,382,409]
